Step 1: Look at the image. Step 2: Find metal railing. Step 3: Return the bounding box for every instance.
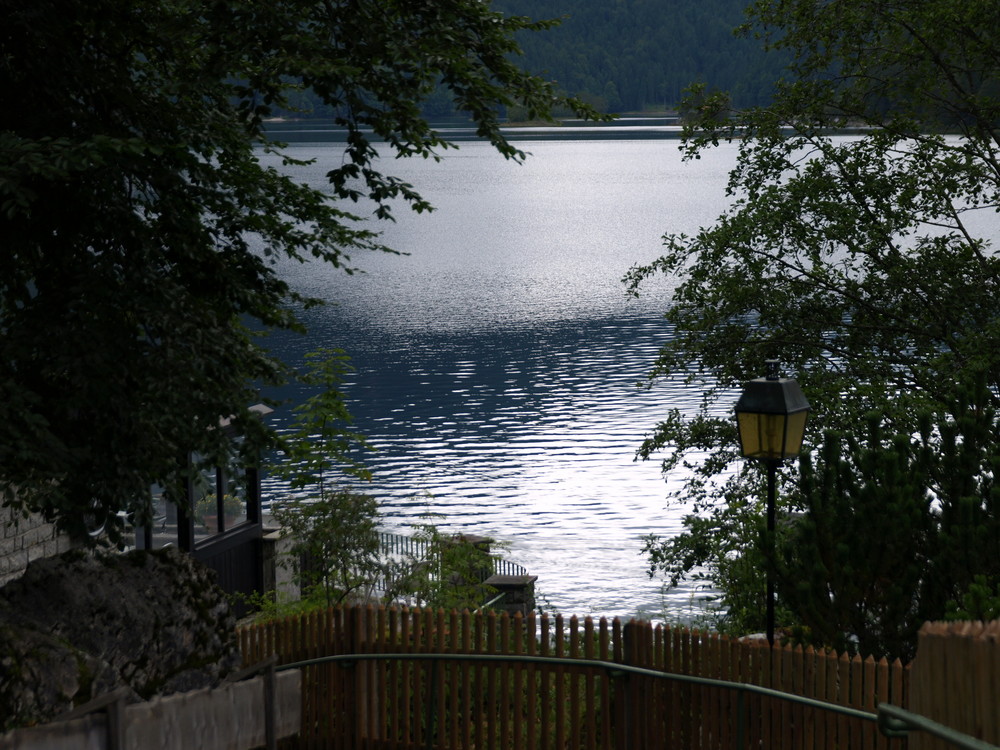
[378,531,528,579]
[47,652,998,750]
[878,704,1000,750]
[276,651,1000,750]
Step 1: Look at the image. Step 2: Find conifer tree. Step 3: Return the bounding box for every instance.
[777,381,1000,659]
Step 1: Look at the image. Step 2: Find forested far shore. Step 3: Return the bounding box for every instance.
[276,0,786,119]
[495,0,787,112]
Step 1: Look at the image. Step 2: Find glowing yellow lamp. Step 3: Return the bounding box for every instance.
[735,360,810,462]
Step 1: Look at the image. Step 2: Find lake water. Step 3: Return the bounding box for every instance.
[259,125,740,622]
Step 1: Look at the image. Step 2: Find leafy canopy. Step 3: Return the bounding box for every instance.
[630,0,1000,640]
[0,0,596,542]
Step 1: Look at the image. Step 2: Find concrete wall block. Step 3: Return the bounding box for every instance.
[0,551,28,587]
[0,670,302,750]
[0,714,107,750]
[0,535,19,557]
[124,669,301,750]
[26,540,52,564]
[2,517,30,545]
[262,528,300,602]
[38,538,63,559]
[21,522,56,548]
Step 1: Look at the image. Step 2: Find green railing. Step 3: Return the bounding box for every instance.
[272,652,1000,750]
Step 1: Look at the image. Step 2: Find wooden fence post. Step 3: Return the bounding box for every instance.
[350,605,365,750]
[621,620,637,750]
[909,620,1000,750]
[609,618,624,750]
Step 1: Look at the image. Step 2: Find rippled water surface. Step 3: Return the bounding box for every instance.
[261,132,739,621]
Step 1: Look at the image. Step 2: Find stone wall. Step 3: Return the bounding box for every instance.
[0,503,76,587]
[0,545,242,731]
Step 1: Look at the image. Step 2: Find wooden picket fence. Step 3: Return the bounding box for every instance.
[907,620,1000,750]
[238,604,909,750]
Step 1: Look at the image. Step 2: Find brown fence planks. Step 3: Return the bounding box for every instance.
[238,604,916,750]
[909,620,1000,750]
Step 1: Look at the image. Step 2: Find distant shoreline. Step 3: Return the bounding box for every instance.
[262,115,687,144]
[260,115,886,145]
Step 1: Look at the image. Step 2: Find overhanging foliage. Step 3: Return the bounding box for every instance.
[631,0,1000,647]
[0,0,597,542]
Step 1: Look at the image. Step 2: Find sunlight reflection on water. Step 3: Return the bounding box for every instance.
[259,135,739,622]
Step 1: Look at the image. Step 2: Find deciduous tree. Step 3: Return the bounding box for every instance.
[631,0,1000,641]
[0,0,594,541]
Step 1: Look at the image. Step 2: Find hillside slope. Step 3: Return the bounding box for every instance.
[495,0,786,111]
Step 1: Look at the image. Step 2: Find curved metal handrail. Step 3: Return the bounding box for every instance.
[263,651,998,750]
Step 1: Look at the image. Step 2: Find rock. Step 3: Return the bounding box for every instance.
[0,546,241,730]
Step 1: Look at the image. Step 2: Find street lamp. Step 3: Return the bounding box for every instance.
[735,359,810,645]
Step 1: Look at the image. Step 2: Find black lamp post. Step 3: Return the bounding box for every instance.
[734,359,810,645]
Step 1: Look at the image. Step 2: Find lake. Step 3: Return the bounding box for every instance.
[258,124,741,622]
